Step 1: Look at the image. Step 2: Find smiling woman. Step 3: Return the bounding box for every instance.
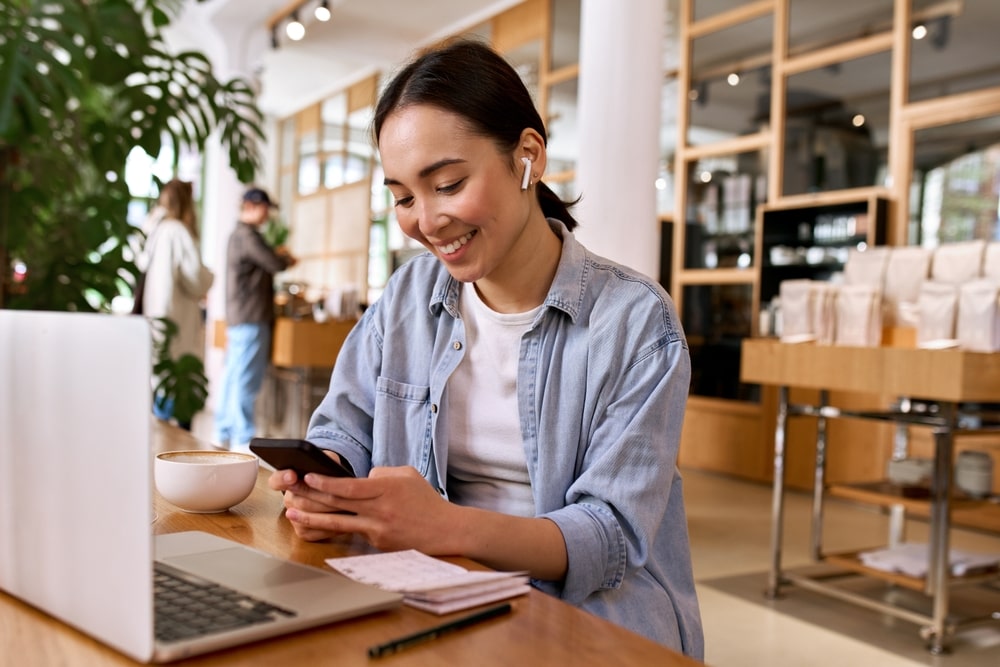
[266,39,705,659]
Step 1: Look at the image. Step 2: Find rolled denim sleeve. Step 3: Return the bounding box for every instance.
[533,329,691,607]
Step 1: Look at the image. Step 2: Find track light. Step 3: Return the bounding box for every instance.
[315,0,331,22]
[271,1,338,49]
[931,15,950,51]
[286,11,305,41]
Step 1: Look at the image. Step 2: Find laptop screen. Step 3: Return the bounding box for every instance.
[0,310,157,661]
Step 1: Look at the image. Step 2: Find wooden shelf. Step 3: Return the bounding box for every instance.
[828,481,984,512]
[822,550,1000,593]
[829,483,1000,534]
[823,550,926,591]
[741,339,1000,402]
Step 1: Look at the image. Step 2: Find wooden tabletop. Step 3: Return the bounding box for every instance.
[2,421,700,666]
[741,338,1000,402]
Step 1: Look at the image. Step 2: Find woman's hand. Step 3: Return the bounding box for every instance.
[268,466,458,551]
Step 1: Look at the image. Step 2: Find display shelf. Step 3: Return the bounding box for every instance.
[742,339,1000,653]
[754,190,889,326]
[828,481,983,513]
[828,482,1000,534]
[820,550,1000,593]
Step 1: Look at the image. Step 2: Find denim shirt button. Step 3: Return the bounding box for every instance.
[430,403,438,413]
[452,341,462,350]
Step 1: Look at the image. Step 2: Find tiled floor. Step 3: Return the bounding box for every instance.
[683,468,1000,666]
[192,412,1000,665]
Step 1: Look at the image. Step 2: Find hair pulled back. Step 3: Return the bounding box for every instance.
[158,178,198,240]
[373,39,579,231]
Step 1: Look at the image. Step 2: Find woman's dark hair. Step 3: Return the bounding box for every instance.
[373,38,580,231]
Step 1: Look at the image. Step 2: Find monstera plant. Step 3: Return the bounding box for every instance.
[0,0,264,424]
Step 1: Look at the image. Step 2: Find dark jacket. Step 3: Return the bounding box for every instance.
[225,223,292,325]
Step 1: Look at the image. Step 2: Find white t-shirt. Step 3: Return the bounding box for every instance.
[446,282,540,517]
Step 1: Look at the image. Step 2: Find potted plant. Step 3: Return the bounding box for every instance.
[0,0,264,423]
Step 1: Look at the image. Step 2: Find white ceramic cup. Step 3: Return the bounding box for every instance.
[155,450,259,513]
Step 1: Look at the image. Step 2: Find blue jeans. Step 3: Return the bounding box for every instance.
[214,322,271,446]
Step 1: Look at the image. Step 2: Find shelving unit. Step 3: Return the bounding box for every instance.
[740,339,1000,654]
[675,189,895,487]
[753,189,890,333]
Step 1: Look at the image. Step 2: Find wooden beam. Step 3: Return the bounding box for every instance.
[676,268,755,286]
[780,31,893,77]
[267,0,306,31]
[689,0,774,39]
[682,132,770,162]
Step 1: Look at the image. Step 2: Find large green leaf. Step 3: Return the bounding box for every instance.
[1,0,260,422]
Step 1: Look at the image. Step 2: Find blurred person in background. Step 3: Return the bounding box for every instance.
[137,178,214,430]
[214,187,296,450]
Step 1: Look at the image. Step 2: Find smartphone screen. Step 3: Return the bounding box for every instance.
[249,438,355,478]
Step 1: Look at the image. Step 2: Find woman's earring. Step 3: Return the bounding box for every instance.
[520,157,532,190]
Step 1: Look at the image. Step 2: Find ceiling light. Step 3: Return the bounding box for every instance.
[695,80,709,106]
[912,23,928,40]
[315,0,331,22]
[727,72,740,86]
[852,114,866,128]
[931,15,951,50]
[286,12,305,41]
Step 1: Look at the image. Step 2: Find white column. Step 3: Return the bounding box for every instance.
[573,0,665,281]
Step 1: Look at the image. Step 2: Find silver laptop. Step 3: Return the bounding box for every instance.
[0,310,401,663]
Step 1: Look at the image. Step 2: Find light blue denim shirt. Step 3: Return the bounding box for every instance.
[307,220,704,658]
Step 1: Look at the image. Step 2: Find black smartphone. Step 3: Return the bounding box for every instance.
[249,438,355,478]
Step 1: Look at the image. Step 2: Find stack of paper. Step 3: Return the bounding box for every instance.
[326,549,530,614]
[858,542,1000,578]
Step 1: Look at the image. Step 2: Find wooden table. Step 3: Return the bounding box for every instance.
[741,338,1000,654]
[2,421,700,666]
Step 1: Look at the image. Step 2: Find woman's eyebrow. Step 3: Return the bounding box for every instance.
[383,158,467,186]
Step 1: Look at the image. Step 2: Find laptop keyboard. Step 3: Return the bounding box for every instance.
[154,562,297,643]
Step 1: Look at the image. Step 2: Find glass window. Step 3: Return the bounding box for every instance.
[280,118,296,169]
[910,0,1000,103]
[323,154,345,190]
[550,0,580,71]
[691,0,755,23]
[505,40,542,106]
[368,218,389,291]
[297,148,320,196]
[321,93,347,190]
[783,50,890,196]
[683,150,766,270]
[345,106,373,185]
[912,119,1000,246]
[789,0,893,53]
[546,77,579,174]
[688,15,773,143]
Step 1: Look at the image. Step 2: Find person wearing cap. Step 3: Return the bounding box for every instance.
[214,187,297,450]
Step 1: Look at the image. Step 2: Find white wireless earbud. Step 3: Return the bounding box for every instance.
[520,157,532,190]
